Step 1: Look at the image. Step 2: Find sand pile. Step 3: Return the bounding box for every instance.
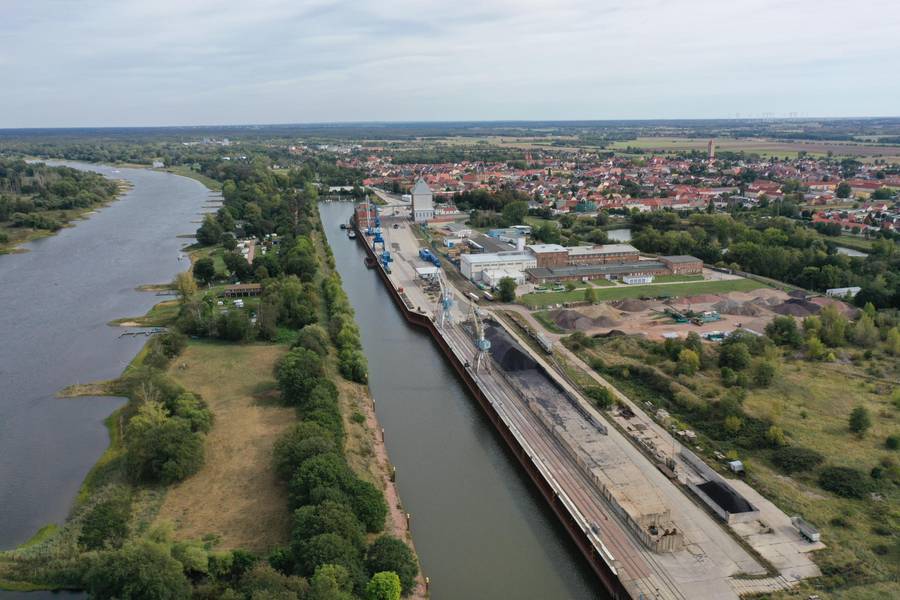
[713,298,763,316]
[616,299,650,312]
[550,309,620,331]
[684,294,722,304]
[771,299,821,317]
[809,297,860,318]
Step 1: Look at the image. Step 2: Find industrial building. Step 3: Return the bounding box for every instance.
[526,255,702,284]
[411,178,434,223]
[460,251,536,282]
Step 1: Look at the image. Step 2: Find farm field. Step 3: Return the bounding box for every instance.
[609,136,900,160]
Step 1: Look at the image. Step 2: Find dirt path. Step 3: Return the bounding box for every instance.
[155,342,293,553]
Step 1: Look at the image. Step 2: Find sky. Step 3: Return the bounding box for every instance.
[1,0,899,127]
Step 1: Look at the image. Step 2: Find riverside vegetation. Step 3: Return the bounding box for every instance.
[0,157,417,600]
[0,158,121,252]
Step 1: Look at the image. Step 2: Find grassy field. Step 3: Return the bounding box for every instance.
[164,165,223,192]
[155,341,292,553]
[519,278,767,308]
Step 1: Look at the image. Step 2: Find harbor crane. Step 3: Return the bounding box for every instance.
[470,301,491,373]
[436,270,454,329]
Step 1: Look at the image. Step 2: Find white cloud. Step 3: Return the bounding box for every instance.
[1,0,898,126]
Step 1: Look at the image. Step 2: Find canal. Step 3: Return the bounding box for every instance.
[320,203,602,600]
[0,162,207,564]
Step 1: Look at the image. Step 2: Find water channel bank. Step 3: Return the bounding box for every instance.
[320,202,602,600]
[0,163,207,558]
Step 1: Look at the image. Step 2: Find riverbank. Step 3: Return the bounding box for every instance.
[0,178,132,254]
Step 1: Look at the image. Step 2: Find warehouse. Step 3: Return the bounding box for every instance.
[460,251,536,282]
[526,261,670,284]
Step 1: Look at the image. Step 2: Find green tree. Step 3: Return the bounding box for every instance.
[724,415,743,434]
[216,309,252,342]
[885,328,900,356]
[239,563,309,599]
[293,499,366,550]
[584,285,596,304]
[719,343,751,370]
[295,324,331,357]
[766,425,786,447]
[347,479,388,533]
[819,305,848,347]
[294,533,361,579]
[677,348,700,375]
[805,334,828,360]
[584,386,614,409]
[366,572,402,600]
[765,315,802,347]
[497,277,516,302]
[307,564,354,600]
[83,540,191,600]
[849,406,872,436]
[836,182,852,199]
[277,347,324,405]
[193,257,216,285]
[273,422,337,481]
[771,446,824,473]
[818,466,873,498]
[851,314,879,347]
[752,360,776,387]
[173,271,197,303]
[124,402,204,484]
[196,214,223,246]
[364,536,419,596]
[79,491,131,550]
[500,201,529,226]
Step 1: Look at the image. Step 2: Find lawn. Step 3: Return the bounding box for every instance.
[156,340,292,553]
[650,274,705,283]
[520,278,767,308]
[164,165,223,192]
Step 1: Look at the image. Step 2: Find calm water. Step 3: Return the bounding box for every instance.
[0,163,207,553]
[835,245,867,257]
[320,203,602,600]
[606,228,631,242]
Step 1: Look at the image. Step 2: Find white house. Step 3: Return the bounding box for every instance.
[411,178,434,223]
[460,251,536,282]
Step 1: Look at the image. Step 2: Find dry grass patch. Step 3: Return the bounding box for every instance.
[155,340,292,553]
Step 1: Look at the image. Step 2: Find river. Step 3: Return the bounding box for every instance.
[320,203,602,600]
[0,163,209,597]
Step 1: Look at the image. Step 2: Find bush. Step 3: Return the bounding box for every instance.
[273,422,337,481]
[819,466,873,498]
[719,342,751,370]
[295,324,331,357]
[170,393,213,433]
[288,453,353,508]
[772,446,824,473]
[217,309,252,342]
[887,435,900,451]
[584,386,614,409]
[366,572,402,600]
[240,563,309,599]
[849,406,872,436]
[294,533,362,579]
[83,540,192,600]
[277,347,324,405]
[79,491,131,550]
[125,402,204,484]
[365,536,418,596]
[293,501,366,551]
[347,479,388,533]
[752,360,776,387]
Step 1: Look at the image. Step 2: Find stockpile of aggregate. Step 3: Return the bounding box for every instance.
[615,299,650,312]
[771,299,821,317]
[549,309,620,331]
[484,325,537,372]
[712,298,763,316]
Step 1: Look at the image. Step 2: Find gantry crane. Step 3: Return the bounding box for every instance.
[436,270,454,329]
[470,302,491,373]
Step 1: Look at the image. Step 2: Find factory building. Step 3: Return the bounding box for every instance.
[526,255,702,284]
[567,243,640,265]
[460,251,536,282]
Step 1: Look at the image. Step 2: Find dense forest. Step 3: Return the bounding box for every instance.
[0,159,119,245]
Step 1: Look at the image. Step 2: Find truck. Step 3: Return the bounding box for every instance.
[419,248,441,267]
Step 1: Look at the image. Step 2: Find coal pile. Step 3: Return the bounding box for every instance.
[484,325,538,372]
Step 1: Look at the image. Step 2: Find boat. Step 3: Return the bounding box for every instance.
[347,229,357,239]
[364,256,376,269]
[340,223,348,230]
